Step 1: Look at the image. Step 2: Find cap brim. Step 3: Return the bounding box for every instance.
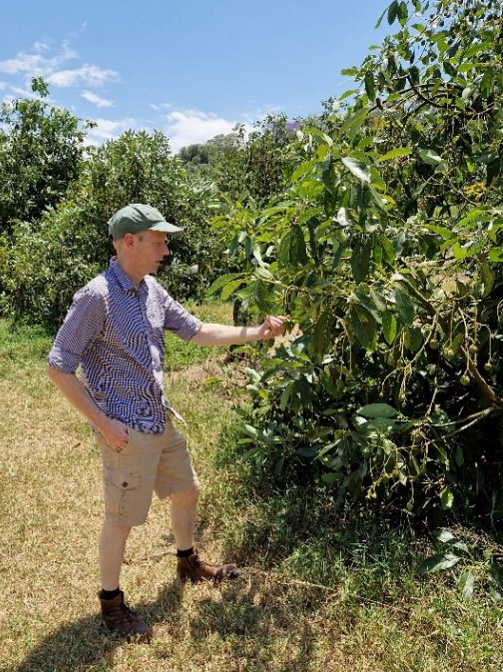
[149,221,184,234]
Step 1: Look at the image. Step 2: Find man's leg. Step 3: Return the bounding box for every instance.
[95,426,159,641]
[170,485,200,551]
[99,519,131,590]
[156,419,238,583]
[98,519,153,640]
[170,485,237,583]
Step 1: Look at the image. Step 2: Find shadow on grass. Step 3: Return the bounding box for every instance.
[11,571,324,672]
[11,580,185,672]
[187,573,325,672]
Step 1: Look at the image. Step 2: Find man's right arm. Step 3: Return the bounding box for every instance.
[47,368,129,451]
[47,283,129,452]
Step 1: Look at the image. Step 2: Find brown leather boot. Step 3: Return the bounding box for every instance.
[177,550,238,584]
[99,591,153,642]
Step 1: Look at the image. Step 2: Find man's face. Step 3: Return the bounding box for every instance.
[131,230,170,275]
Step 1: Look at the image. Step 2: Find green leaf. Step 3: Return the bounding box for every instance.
[425,225,455,240]
[480,261,495,297]
[375,7,387,29]
[322,155,334,193]
[313,309,335,356]
[340,67,360,76]
[380,235,396,263]
[370,287,387,312]
[350,304,376,350]
[280,382,294,411]
[364,71,376,102]
[458,62,488,73]
[342,156,371,183]
[208,273,245,295]
[254,280,273,312]
[433,529,456,544]
[418,148,443,166]
[352,289,382,323]
[357,403,398,419]
[291,159,315,182]
[322,472,340,485]
[382,311,398,344]
[417,552,461,574]
[303,125,333,146]
[409,65,420,85]
[377,147,412,162]
[351,241,371,284]
[291,224,308,265]
[489,247,503,262]
[458,571,475,599]
[443,60,457,78]
[279,224,308,267]
[387,0,398,25]
[221,278,246,301]
[340,108,369,137]
[243,424,259,438]
[441,487,455,510]
[398,1,408,25]
[454,446,464,467]
[452,242,469,261]
[394,288,414,325]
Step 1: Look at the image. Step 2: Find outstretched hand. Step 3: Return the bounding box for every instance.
[257,315,288,340]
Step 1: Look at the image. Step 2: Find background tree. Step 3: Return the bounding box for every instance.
[0,129,224,326]
[179,115,298,204]
[0,77,87,232]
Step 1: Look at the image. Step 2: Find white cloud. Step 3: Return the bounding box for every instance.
[81,90,114,108]
[85,117,137,145]
[0,43,117,101]
[48,64,118,88]
[0,52,48,76]
[0,41,76,77]
[162,107,251,152]
[9,85,35,98]
[0,82,6,90]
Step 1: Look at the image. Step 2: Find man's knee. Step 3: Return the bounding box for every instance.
[172,484,201,505]
[102,520,132,541]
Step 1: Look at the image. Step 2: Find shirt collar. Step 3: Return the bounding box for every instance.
[109,257,142,292]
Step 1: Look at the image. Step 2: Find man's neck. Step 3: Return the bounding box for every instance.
[115,256,144,288]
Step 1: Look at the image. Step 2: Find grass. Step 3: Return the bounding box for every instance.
[1,303,503,671]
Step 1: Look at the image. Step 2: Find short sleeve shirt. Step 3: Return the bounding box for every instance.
[48,258,202,433]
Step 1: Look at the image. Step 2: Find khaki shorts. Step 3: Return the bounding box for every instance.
[93,419,200,527]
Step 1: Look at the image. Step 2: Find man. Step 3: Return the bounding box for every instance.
[47,203,285,641]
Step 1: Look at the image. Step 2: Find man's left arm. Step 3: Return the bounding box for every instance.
[191,316,287,346]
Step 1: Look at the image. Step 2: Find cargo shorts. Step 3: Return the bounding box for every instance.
[93,418,200,527]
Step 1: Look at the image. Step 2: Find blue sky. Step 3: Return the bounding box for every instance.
[1,0,392,152]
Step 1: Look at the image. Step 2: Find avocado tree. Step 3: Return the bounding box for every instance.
[212,0,503,523]
[0,77,87,231]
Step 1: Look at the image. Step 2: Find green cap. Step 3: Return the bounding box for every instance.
[108,203,183,240]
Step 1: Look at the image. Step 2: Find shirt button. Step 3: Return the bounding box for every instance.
[122,482,128,488]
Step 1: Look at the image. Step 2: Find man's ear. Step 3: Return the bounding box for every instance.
[123,232,135,249]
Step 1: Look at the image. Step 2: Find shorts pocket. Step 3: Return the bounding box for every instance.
[103,468,141,520]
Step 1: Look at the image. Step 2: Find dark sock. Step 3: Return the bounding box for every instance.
[176,547,194,558]
[100,587,121,600]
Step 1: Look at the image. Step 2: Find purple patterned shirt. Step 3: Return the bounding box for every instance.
[48,258,202,433]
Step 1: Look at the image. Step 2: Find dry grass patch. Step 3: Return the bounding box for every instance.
[1,314,503,671]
